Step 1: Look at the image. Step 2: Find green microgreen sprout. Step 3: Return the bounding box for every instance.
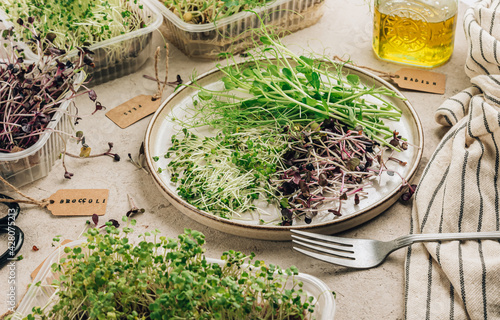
[161,127,289,219]
[51,235,62,247]
[0,0,145,53]
[161,0,273,24]
[25,225,317,319]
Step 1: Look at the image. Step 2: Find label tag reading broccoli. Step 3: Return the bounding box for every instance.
[392,68,446,94]
[106,95,162,128]
[47,189,109,216]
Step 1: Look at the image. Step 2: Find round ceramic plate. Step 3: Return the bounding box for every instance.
[144,61,423,241]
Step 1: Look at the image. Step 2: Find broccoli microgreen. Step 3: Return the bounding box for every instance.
[161,127,289,218]
[27,225,316,319]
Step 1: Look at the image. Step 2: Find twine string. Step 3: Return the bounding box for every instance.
[332,56,398,80]
[152,44,170,101]
[0,174,50,208]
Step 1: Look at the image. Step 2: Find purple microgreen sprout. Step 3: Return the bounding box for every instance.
[92,213,99,226]
[126,194,145,217]
[142,74,183,88]
[64,141,120,161]
[274,122,411,224]
[400,184,418,202]
[0,20,104,179]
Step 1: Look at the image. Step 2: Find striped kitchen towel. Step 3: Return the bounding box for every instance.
[405,1,500,319]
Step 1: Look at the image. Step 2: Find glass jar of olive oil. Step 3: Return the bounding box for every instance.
[372,0,458,68]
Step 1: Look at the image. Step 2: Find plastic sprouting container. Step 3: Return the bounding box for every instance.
[0,73,85,191]
[0,0,162,86]
[153,0,325,59]
[9,239,336,319]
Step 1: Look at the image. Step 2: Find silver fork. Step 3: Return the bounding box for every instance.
[291,230,500,269]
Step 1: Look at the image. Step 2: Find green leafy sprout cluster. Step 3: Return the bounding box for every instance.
[0,0,145,52]
[25,219,315,319]
[162,0,272,24]
[155,127,289,219]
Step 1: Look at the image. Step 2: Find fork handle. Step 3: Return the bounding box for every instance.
[398,231,500,247]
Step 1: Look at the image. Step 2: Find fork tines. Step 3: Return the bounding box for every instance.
[291,230,358,267]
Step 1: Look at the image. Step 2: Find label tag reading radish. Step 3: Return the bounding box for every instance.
[47,189,109,216]
[392,68,446,94]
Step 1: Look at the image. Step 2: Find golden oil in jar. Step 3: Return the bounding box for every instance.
[372,0,458,68]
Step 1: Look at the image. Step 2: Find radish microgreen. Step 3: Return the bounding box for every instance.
[0,22,99,153]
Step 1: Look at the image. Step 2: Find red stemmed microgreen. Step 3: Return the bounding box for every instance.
[274,120,411,225]
[400,184,418,202]
[64,141,120,162]
[0,20,100,153]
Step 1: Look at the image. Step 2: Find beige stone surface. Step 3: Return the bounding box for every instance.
[0,0,472,319]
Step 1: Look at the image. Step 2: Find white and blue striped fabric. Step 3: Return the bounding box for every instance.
[405,1,500,319]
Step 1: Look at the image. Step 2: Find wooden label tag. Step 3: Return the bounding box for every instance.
[47,189,109,216]
[392,68,446,94]
[105,95,162,129]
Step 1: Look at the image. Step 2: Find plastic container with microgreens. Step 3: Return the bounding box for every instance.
[8,229,336,319]
[152,0,325,59]
[0,0,162,86]
[0,26,97,190]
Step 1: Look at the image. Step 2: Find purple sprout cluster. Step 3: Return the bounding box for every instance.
[0,19,99,153]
